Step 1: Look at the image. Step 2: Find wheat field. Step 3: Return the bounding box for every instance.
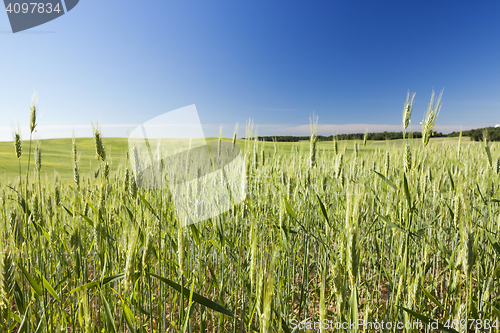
[0,109,500,332]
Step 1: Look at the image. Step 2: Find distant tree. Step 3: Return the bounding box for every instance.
[250,127,498,142]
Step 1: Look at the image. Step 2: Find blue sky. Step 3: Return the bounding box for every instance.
[1,0,500,140]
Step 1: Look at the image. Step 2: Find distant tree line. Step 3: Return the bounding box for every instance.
[447,127,500,142]
[254,131,445,142]
[251,126,500,142]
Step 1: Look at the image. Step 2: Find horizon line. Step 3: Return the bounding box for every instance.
[0,123,497,142]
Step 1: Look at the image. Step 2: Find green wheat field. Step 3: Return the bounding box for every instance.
[0,118,499,332]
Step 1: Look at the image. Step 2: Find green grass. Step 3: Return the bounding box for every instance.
[0,137,129,181]
[0,136,477,181]
[0,133,499,332]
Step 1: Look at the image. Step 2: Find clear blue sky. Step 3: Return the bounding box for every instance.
[1,0,500,140]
